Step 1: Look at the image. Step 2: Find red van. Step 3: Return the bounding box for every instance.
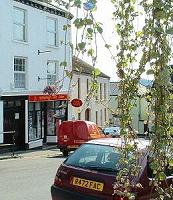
[57,120,105,156]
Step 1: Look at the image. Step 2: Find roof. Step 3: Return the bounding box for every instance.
[72,56,110,79]
[14,0,73,19]
[87,137,150,149]
[109,81,147,96]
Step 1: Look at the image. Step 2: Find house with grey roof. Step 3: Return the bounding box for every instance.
[69,56,110,127]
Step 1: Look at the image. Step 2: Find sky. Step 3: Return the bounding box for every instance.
[71,0,118,81]
[52,0,153,82]
[70,0,153,82]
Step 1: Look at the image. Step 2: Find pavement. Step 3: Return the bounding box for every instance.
[0,145,62,160]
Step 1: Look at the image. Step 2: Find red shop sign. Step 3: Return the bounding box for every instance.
[71,98,83,107]
[28,94,68,102]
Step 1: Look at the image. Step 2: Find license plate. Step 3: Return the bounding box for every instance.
[72,177,104,191]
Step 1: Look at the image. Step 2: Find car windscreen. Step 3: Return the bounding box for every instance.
[64,143,120,172]
[103,127,120,134]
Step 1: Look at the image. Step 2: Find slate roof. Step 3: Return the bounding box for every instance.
[72,56,110,79]
[14,0,73,19]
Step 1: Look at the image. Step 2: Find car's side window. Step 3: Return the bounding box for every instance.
[147,156,173,178]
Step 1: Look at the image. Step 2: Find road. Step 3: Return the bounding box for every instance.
[0,152,65,200]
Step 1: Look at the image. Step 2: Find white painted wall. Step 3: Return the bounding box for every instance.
[109,82,148,133]
[70,73,110,127]
[0,101,3,143]
[0,0,72,94]
[0,0,72,146]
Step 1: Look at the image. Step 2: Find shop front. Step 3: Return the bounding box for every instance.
[1,93,68,150]
[28,94,68,149]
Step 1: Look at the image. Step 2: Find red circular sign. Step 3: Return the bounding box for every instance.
[71,98,83,107]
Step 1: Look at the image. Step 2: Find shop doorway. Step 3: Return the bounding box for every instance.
[4,100,25,150]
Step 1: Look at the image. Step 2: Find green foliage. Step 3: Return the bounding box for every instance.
[45,0,173,198]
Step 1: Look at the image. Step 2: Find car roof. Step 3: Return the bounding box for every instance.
[104,127,120,130]
[86,137,150,149]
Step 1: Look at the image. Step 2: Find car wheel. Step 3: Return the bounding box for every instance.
[62,149,69,157]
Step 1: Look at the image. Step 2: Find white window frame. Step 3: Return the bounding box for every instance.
[13,7,27,42]
[47,61,58,85]
[47,17,59,47]
[14,57,27,89]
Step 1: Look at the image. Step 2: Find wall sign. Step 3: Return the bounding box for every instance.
[71,98,83,107]
[28,94,68,102]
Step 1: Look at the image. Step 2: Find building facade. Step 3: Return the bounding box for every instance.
[0,0,72,149]
[70,57,110,127]
[109,82,149,134]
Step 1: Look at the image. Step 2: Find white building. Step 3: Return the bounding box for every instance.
[70,57,110,127]
[0,0,72,149]
[109,82,149,134]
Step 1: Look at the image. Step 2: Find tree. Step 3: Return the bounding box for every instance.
[42,0,173,198]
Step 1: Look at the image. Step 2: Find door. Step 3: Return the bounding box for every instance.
[85,108,91,121]
[4,100,25,150]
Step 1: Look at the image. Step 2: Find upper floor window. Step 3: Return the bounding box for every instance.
[87,78,89,94]
[47,17,58,46]
[78,78,81,99]
[100,83,103,100]
[47,61,58,85]
[104,83,107,100]
[13,7,27,42]
[14,57,26,89]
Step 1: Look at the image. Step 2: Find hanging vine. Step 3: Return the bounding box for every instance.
[140,0,173,199]
[42,0,173,198]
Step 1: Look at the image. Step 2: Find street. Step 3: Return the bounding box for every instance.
[0,151,65,200]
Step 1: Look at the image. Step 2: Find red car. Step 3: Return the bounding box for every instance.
[51,137,172,200]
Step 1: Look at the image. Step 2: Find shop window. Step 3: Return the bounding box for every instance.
[28,103,42,141]
[47,102,56,136]
[7,101,15,108]
[15,100,21,107]
[55,101,67,119]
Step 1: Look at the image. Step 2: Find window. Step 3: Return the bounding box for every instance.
[28,103,42,141]
[100,109,103,126]
[13,7,27,42]
[65,143,120,173]
[78,113,81,120]
[14,57,26,89]
[100,110,103,126]
[96,111,98,124]
[147,155,173,178]
[47,61,58,85]
[47,17,58,46]
[100,83,103,100]
[87,78,89,94]
[104,108,107,122]
[104,83,107,100]
[78,78,81,99]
